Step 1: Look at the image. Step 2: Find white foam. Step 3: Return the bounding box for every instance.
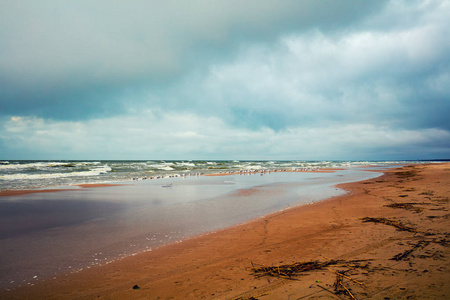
[0,165,111,181]
[146,162,177,170]
[0,161,101,170]
[159,166,175,171]
[177,162,196,167]
[243,165,262,170]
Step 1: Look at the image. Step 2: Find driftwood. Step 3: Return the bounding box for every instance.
[250,259,370,279]
[250,260,330,279]
[360,217,417,233]
[327,268,364,286]
[249,259,370,300]
[333,271,357,300]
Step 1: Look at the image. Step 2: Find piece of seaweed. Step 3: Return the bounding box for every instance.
[360,217,417,233]
[250,259,370,279]
[384,203,424,213]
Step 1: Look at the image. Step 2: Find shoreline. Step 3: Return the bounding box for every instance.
[0,167,359,198]
[1,163,449,299]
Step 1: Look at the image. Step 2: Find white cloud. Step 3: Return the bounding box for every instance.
[178,1,450,131]
[2,113,448,160]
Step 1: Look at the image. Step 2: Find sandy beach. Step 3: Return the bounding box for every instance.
[1,163,449,299]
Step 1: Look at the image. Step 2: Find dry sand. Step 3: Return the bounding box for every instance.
[1,163,449,299]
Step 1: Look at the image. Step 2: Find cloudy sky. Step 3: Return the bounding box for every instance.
[1,0,449,160]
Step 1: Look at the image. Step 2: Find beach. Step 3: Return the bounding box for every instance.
[1,163,449,299]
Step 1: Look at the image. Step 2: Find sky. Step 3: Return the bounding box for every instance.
[1,0,449,160]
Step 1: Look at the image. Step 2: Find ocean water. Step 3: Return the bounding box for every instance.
[0,160,431,191]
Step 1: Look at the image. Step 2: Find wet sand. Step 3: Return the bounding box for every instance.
[1,164,449,299]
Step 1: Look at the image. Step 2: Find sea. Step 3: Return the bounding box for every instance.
[0,160,439,191]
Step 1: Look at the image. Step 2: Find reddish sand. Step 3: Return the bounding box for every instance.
[1,163,449,299]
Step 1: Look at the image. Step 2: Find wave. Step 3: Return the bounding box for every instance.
[176,162,196,167]
[0,160,431,191]
[0,161,101,170]
[0,165,111,181]
[158,166,175,171]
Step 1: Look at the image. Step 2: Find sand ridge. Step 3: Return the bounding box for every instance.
[1,163,449,299]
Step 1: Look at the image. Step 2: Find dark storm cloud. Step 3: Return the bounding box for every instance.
[151,7,450,134]
[0,0,387,120]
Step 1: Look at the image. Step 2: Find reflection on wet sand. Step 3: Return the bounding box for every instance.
[0,169,380,289]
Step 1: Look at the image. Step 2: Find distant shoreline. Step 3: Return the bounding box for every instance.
[0,160,437,192]
[0,168,347,197]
